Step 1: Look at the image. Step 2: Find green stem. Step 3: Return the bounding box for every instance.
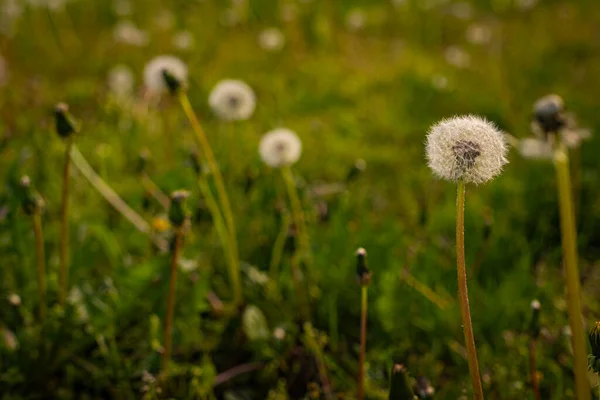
[70,145,150,234]
[33,212,46,322]
[178,92,241,305]
[268,210,291,294]
[358,285,368,400]
[59,138,73,306]
[554,145,590,400]
[281,166,310,260]
[456,180,484,400]
[162,230,183,373]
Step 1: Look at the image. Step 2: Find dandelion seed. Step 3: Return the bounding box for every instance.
[107,64,134,99]
[113,20,148,46]
[258,28,285,52]
[259,128,302,168]
[208,79,256,121]
[143,55,187,95]
[426,115,508,184]
[173,30,194,50]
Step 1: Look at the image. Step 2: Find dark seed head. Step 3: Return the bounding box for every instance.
[54,102,77,138]
[533,94,566,135]
[452,140,481,170]
[356,248,371,285]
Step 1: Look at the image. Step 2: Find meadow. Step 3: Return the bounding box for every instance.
[1,0,600,398]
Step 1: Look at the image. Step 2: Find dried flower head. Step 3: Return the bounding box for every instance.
[529,299,541,339]
[54,102,78,138]
[356,247,371,285]
[19,175,44,215]
[208,79,256,121]
[168,190,190,228]
[533,94,565,135]
[259,128,302,168]
[425,115,508,184]
[143,55,187,95]
[389,363,416,399]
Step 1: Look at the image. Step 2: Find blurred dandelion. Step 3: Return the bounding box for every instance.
[449,1,473,20]
[107,64,134,100]
[173,30,194,50]
[466,23,492,45]
[113,0,132,16]
[346,9,366,32]
[143,55,187,95]
[444,46,471,68]
[113,20,148,46]
[426,115,508,184]
[258,28,285,52]
[208,79,256,121]
[259,128,302,168]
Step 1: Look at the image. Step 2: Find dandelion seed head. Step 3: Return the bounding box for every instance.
[259,128,302,168]
[258,27,285,52]
[107,64,134,99]
[426,115,508,184]
[533,94,565,134]
[209,79,256,121]
[143,55,187,95]
[113,20,148,46]
[173,30,194,50]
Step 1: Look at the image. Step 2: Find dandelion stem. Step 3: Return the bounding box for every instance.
[554,144,590,400]
[162,229,183,373]
[456,180,484,400]
[281,166,310,259]
[358,285,368,400]
[529,339,541,400]
[178,92,242,305]
[59,138,73,306]
[32,212,46,322]
[69,145,151,234]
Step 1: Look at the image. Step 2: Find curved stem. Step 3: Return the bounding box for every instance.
[33,212,46,322]
[59,138,73,306]
[554,145,590,400]
[456,181,484,400]
[178,92,241,305]
[529,339,541,400]
[162,230,183,373]
[358,285,368,400]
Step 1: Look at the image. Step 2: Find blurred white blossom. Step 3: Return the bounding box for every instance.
[259,128,302,168]
[113,20,148,46]
[107,64,134,99]
[346,9,366,32]
[466,23,492,45]
[444,46,470,68]
[258,28,285,52]
[209,79,256,121]
[173,30,195,50]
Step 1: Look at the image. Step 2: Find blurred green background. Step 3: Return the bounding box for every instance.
[1,0,600,398]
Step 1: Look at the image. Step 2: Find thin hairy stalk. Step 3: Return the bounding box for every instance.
[358,285,368,400]
[70,145,150,234]
[162,230,183,373]
[142,174,170,209]
[529,339,541,400]
[456,181,484,400]
[33,213,46,321]
[59,138,73,306]
[197,179,241,304]
[554,145,590,400]
[178,93,238,252]
[281,166,310,259]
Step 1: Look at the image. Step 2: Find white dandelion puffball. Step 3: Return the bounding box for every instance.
[107,64,134,98]
[143,55,187,94]
[426,115,508,184]
[208,79,256,121]
[258,28,285,52]
[113,20,148,46]
[259,128,302,168]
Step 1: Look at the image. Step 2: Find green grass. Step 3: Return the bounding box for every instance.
[1,0,600,398]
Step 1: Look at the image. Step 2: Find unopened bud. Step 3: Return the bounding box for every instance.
[54,102,78,138]
[533,94,565,135]
[19,175,44,215]
[345,158,367,183]
[168,190,190,228]
[389,363,416,400]
[529,299,541,339]
[356,248,371,286]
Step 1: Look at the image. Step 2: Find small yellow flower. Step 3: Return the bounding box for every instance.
[152,216,170,233]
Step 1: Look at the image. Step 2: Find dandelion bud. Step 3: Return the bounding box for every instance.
[143,55,188,95]
[389,363,416,400]
[137,148,151,174]
[54,102,78,138]
[356,247,371,286]
[588,321,600,373]
[168,190,190,228]
[533,94,565,135]
[425,115,508,185]
[528,299,541,340]
[345,159,367,183]
[19,175,43,215]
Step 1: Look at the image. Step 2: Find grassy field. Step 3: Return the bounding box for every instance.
[2,0,600,398]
